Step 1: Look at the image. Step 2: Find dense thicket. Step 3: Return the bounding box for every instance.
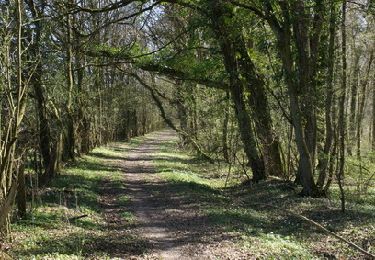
[0,0,374,239]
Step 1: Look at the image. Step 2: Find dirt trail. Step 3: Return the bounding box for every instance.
[100,129,247,259]
[120,130,186,259]
[99,129,191,259]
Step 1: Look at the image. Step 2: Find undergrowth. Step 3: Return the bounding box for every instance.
[9,144,134,260]
[153,136,375,259]
[8,131,375,259]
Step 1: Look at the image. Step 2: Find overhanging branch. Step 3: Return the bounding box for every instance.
[129,72,215,162]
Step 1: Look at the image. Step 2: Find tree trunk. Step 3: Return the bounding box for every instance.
[275,31,318,195]
[65,0,75,161]
[0,0,26,236]
[229,82,265,181]
[372,72,375,152]
[235,37,284,178]
[25,0,58,183]
[222,91,230,163]
[209,0,284,180]
[176,81,189,146]
[262,0,323,196]
[356,52,373,157]
[317,0,337,190]
[348,51,361,155]
[337,0,348,213]
[16,163,26,219]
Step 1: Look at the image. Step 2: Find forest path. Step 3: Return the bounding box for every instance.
[120,129,184,259]
[101,129,213,259]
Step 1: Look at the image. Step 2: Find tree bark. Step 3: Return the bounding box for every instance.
[26,0,58,183]
[176,81,189,146]
[208,0,284,180]
[317,0,337,190]
[356,52,373,157]
[372,71,375,151]
[348,50,361,155]
[337,0,348,212]
[16,163,26,219]
[222,91,230,163]
[64,0,76,161]
[259,0,324,196]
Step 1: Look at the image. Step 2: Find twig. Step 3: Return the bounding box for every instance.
[227,187,374,258]
[255,202,375,259]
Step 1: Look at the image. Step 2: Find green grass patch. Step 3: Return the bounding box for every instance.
[120,211,135,223]
[117,195,131,205]
[153,134,375,259]
[128,135,147,147]
[242,233,315,259]
[9,143,142,259]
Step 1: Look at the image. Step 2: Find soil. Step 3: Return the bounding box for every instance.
[99,130,248,260]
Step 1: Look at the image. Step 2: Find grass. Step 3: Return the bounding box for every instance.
[120,211,135,223]
[9,143,139,260]
[7,131,375,259]
[241,232,314,259]
[152,136,375,259]
[117,195,131,205]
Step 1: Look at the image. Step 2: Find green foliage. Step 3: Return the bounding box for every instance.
[153,138,375,258]
[91,44,129,58]
[120,211,135,223]
[117,195,131,206]
[9,145,143,259]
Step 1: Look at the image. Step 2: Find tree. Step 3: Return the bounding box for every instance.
[0,0,29,237]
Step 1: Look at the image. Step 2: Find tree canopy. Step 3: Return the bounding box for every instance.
[0,0,374,258]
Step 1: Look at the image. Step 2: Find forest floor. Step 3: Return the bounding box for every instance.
[6,129,375,259]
